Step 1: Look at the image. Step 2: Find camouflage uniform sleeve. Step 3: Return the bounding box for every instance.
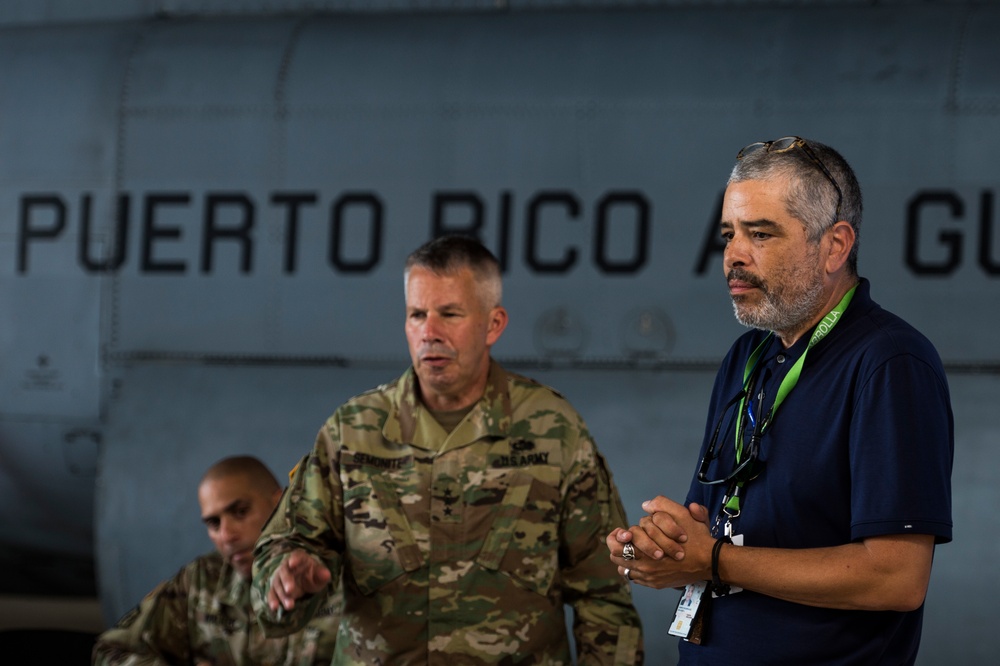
[92,568,194,666]
[252,419,345,637]
[559,421,644,666]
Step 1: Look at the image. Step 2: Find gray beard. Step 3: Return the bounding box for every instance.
[731,272,826,336]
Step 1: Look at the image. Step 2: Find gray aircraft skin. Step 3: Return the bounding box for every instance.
[0,0,996,662]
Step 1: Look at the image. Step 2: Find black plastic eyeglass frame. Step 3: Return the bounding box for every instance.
[737,136,843,223]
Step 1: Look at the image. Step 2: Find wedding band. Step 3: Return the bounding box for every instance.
[623,568,632,582]
[622,543,636,560]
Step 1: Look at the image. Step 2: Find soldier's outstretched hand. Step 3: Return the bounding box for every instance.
[267,548,331,612]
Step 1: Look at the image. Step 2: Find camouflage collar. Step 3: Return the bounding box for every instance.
[386,359,512,449]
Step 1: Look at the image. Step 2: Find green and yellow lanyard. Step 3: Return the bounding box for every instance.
[719,284,858,537]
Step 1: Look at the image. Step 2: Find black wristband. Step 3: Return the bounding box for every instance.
[710,536,733,597]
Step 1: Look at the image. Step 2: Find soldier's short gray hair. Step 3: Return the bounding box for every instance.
[405,235,503,309]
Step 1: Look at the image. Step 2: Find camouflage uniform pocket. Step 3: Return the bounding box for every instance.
[343,472,422,595]
[476,467,562,596]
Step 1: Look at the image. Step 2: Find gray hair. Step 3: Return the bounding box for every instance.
[404,235,502,309]
[729,137,862,275]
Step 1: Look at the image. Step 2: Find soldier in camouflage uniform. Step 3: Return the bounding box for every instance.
[93,456,339,666]
[251,236,643,665]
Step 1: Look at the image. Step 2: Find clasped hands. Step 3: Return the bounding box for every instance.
[605,496,717,589]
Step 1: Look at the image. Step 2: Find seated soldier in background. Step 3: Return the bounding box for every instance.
[93,455,340,666]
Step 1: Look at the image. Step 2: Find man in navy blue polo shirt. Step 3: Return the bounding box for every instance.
[607,136,953,664]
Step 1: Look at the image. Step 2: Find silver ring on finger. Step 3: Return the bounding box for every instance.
[622,543,636,560]
[623,567,632,582]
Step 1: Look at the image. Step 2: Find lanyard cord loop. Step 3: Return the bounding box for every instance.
[722,284,858,519]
